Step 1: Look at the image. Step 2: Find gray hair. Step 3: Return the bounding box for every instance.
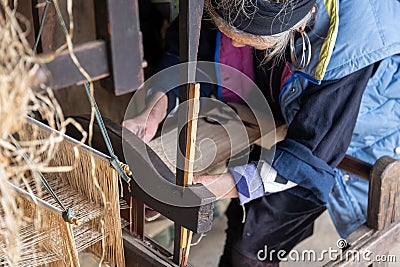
[205,0,315,63]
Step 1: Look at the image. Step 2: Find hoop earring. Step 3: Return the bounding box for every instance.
[290,30,312,69]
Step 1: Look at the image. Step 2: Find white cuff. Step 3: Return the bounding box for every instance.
[258,160,297,193]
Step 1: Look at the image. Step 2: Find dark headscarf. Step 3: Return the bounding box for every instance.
[210,0,316,35]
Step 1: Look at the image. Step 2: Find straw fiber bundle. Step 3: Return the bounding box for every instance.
[0,195,80,267]
[20,119,126,267]
[0,119,126,267]
[0,1,78,265]
[0,1,125,266]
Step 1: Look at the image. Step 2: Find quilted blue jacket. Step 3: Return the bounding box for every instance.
[279,0,400,237]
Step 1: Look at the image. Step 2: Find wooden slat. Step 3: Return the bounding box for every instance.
[174,0,204,264]
[66,116,215,233]
[16,1,39,48]
[40,40,109,89]
[186,0,204,64]
[36,0,61,53]
[182,84,200,185]
[123,229,179,267]
[176,0,204,182]
[178,84,200,266]
[345,225,374,247]
[323,222,400,267]
[148,102,262,175]
[133,197,145,238]
[93,0,144,95]
[338,155,372,180]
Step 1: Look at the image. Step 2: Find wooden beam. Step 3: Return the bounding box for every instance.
[175,0,204,264]
[40,40,109,89]
[132,197,145,238]
[36,0,62,53]
[123,229,180,267]
[176,0,204,183]
[338,155,372,181]
[182,84,200,186]
[15,1,39,48]
[178,84,200,266]
[93,0,144,96]
[66,116,215,233]
[120,129,214,233]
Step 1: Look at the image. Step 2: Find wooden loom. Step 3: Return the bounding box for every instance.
[14,0,220,265]
[1,117,126,266]
[13,0,400,266]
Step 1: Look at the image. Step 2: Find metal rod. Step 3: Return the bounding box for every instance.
[9,134,67,211]
[33,0,52,54]
[9,182,63,215]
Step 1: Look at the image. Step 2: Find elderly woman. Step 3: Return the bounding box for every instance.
[124,0,400,265]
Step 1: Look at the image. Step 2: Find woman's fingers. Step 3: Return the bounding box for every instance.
[194,173,239,199]
[122,118,142,136]
[122,114,159,143]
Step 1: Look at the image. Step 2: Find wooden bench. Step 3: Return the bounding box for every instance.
[275,124,400,267]
[325,156,400,267]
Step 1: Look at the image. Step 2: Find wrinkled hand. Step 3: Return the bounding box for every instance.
[193,173,238,199]
[122,112,160,143]
[122,91,168,143]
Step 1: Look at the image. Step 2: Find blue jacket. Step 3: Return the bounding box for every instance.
[279,0,400,237]
[328,55,400,237]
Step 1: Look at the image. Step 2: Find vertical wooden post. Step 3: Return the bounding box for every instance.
[133,197,145,238]
[174,0,204,265]
[15,0,39,48]
[367,156,400,267]
[178,84,200,266]
[93,0,144,95]
[368,156,400,230]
